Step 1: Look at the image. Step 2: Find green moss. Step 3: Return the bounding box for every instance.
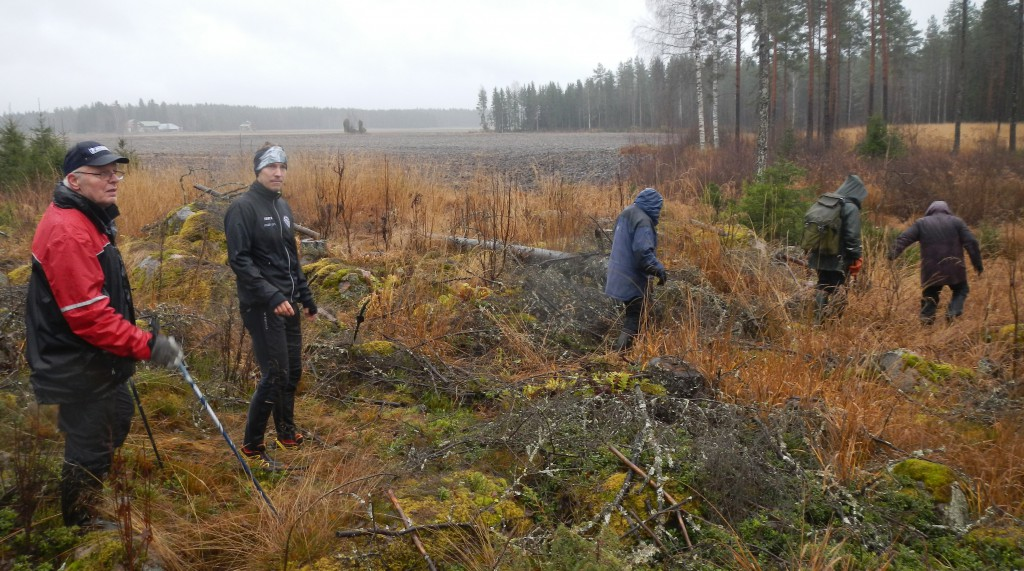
[892,459,958,504]
[995,324,1024,343]
[966,526,1024,569]
[901,353,974,383]
[352,340,396,357]
[539,525,626,571]
[7,264,30,286]
[178,210,224,243]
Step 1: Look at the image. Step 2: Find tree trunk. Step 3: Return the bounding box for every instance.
[756,0,771,173]
[735,0,742,150]
[712,35,721,148]
[693,0,707,150]
[711,0,721,148]
[868,0,876,118]
[806,0,816,144]
[1010,0,1023,151]
[823,0,834,148]
[880,0,890,121]
[771,39,779,137]
[954,0,967,154]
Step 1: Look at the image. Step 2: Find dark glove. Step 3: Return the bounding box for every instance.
[654,267,667,286]
[304,301,318,316]
[150,335,183,369]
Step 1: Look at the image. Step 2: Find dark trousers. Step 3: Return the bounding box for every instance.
[241,304,303,449]
[921,282,969,324]
[814,269,848,324]
[58,382,134,526]
[614,296,648,351]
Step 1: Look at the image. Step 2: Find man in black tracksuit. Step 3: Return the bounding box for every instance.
[225,144,317,470]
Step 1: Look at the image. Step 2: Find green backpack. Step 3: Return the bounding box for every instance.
[801,192,845,256]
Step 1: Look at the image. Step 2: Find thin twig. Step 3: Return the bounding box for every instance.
[335,522,475,538]
[386,489,438,571]
[608,444,692,548]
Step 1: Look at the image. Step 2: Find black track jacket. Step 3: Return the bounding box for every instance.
[224,181,316,312]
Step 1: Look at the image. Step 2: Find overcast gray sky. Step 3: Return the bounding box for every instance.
[3,0,944,114]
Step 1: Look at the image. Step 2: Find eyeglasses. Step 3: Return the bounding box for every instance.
[73,170,126,181]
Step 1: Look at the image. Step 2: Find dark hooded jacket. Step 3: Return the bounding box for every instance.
[807,174,867,272]
[26,183,153,404]
[605,188,666,301]
[225,181,316,312]
[888,201,982,287]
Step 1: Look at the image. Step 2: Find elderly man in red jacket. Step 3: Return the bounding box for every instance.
[26,141,183,528]
[888,201,983,324]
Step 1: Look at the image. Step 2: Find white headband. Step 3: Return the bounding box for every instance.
[255,146,287,173]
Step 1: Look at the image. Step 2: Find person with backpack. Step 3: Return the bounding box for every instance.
[803,174,867,324]
[605,187,668,351]
[887,201,982,324]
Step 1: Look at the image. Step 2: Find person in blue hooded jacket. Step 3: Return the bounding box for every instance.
[605,187,667,351]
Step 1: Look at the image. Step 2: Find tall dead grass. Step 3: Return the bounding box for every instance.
[3,129,1024,565]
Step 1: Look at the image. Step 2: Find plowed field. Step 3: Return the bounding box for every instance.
[117,129,662,187]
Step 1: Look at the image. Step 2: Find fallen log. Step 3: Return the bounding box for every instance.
[193,183,322,240]
[441,235,576,264]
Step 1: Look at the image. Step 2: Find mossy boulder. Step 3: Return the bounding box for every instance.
[892,458,971,530]
[177,209,223,242]
[303,259,373,307]
[877,349,974,394]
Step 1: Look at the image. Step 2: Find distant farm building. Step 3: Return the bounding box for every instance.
[125,120,181,133]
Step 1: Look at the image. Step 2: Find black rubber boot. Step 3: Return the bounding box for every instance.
[60,463,103,527]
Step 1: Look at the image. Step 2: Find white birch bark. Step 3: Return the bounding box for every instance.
[710,0,721,148]
[756,0,770,174]
[692,0,707,150]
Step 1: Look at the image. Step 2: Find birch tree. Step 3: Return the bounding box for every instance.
[757,0,772,172]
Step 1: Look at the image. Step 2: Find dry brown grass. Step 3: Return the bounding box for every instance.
[4,134,1024,566]
[837,122,1016,152]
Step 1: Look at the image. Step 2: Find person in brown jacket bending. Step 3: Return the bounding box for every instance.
[888,201,983,324]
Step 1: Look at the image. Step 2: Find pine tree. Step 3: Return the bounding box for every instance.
[0,117,29,192]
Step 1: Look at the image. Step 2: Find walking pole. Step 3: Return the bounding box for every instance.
[126,315,164,469]
[176,361,279,516]
[128,379,164,469]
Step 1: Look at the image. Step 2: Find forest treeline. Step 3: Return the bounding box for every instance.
[1,103,478,135]
[478,0,1022,139]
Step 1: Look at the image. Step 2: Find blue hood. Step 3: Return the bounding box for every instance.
[634,188,663,224]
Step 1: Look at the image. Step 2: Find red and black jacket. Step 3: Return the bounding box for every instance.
[25,183,153,404]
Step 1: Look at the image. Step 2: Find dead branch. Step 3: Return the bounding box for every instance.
[386,489,438,571]
[335,522,474,538]
[608,444,692,548]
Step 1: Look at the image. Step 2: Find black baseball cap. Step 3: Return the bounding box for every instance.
[62,141,129,175]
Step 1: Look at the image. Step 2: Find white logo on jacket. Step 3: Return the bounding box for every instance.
[283,216,291,228]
